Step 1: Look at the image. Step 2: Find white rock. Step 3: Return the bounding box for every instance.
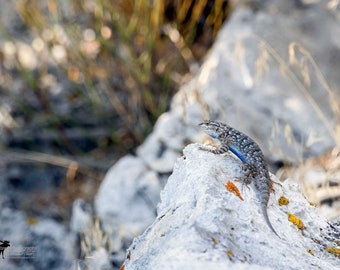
[95,155,162,248]
[85,247,111,270]
[137,113,194,173]
[122,144,340,270]
[171,4,339,162]
[70,199,92,233]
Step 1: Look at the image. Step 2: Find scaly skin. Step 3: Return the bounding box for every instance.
[199,120,280,238]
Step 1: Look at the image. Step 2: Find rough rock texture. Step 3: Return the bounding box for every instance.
[94,1,340,266]
[95,156,162,246]
[122,144,340,270]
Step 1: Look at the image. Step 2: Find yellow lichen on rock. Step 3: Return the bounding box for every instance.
[325,247,340,256]
[278,196,289,206]
[306,249,314,256]
[287,212,304,229]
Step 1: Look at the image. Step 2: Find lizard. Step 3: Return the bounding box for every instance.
[199,120,280,238]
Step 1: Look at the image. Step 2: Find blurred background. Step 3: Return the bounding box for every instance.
[1,1,340,269]
[0,0,231,221]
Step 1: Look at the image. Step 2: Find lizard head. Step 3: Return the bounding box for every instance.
[199,120,225,139]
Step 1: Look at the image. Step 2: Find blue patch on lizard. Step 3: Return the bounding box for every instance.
[229,145,247,163]
[208,133,218,139]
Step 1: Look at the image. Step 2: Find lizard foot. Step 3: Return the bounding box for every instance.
[234,177,251,191]
[234,163,257,191]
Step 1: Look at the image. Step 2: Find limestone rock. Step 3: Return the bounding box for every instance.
[122,144,340,270]
[95,155,162,251]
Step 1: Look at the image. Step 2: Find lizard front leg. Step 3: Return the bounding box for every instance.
[234,163,257,190]
[199,143,229,155]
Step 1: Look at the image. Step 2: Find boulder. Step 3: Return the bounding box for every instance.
[122,144,340,270]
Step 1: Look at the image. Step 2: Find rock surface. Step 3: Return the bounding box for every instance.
[94,155,163,266]
[122,144,340,270]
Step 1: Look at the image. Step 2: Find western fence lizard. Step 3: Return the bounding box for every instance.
[199,120,280,238]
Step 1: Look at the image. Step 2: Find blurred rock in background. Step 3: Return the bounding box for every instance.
[0,0,340,269]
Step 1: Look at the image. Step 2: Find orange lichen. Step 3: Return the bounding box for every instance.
[269,180,275,193]
[306,249,314,256]
[278,196,289,206]
[119,265,125,270]
[325,247,340,256]
[225,180,244,201]
[288,212,304,229]
[127,252,131,260]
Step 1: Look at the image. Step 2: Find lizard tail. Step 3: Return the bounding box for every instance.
[262,204,281,238]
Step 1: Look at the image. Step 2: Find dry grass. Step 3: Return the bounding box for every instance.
[256,38,340,147]
[0,0,231,219]
[9,0,231,156]
[260,39,340,218]
[229,35,340,218]
[80,217,112,259]
[277,148,340,220]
